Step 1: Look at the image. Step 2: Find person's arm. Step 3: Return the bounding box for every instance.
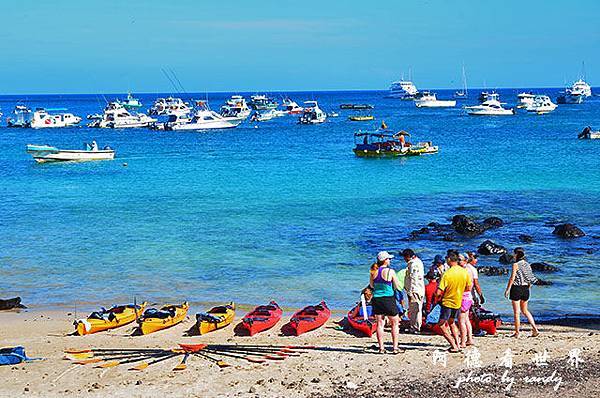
[390,270,402,292]
[473,278,484,303]
[504,263,518,298]
[434,287,444,302]
[435,275,446,302]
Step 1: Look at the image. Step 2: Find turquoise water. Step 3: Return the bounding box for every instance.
[1,90,599,318]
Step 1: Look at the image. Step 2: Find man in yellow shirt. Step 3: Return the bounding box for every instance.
[434,252,472,352]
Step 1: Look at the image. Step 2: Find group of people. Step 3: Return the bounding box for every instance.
[366,247,540,353]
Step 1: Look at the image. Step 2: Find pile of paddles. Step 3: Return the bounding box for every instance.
[73,300,331,337]
[346,298,502,337]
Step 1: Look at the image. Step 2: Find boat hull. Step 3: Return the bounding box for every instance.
[240,301,283,336]
[353,145,439,158]
[27,147,115,163]
[415,100,456,108]
[75,303,146,336]
[288,301,330,336]
[347,304,376,337]
[196,303,235,335]
[139,302,189,335]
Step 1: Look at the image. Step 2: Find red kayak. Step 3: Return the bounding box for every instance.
[288,301,330,336]
[347,303,376,337]
[240,301,283,336]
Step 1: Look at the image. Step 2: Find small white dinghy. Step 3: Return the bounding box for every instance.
[26,142,115,163]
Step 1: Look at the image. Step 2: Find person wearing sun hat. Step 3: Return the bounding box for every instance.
[369,251,402,354]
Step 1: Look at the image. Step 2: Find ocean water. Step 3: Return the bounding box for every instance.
[1,89,599,319]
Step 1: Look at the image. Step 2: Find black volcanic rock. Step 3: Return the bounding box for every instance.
[478,266,509,276]
[482,217,504,229]
[478,240,507,255]
[518,234,534,243]
[499,253,515,264]
[534,279,553,286]
[452,215,485,237]
[530,262,559,272]
[552,223,585,239]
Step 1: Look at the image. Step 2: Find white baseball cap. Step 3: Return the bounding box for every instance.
[377,251,394,262]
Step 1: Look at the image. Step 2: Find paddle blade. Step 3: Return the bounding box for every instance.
[246,357,266,364]
[74,358,103,365]
[217,361,231,368]
[65,348,92,354]
[263,355,286,361]
[129,362,149,371]
[64,352,93,360]
[96,361,120,368]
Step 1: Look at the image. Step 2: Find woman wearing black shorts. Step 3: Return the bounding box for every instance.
[504,248,540,338]
[370,251,402,354]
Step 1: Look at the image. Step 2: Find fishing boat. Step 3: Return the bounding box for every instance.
[298,101,326,124]
[517,92,536,109]
[118,93,143,110]
[26,143,115,163]
[525,95,558,114]
[340,104,374,110]
[239,301,283,336]
[196,302,235,335]
[287,301,330,336]
[88,102,157,128]
[74,302,147,336]
[7,105,33,127]
[557,87,584,104]
[348,115,375,121]
[453,65,468,99]
[166,101,241,130]
[353,130,438,157]
[30,108,82,128]
[148,97,191,116]
[220,95,251,122]
[138,302,189,335]
[465,93,514,116]
[346,303,375,337]
[578,126,600,139]
[249,94,279,110]
[414,92,456,108]
[282,98,304,114]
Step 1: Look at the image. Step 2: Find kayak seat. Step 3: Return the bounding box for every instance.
[252,310,273,316]
[109,306,126,314]
[143,308,173,319]
[295,316,317,322]
[88,311,106,321]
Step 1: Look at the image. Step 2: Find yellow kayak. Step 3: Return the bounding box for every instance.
[75,302,147,336]
[349,115,374,121]
[196,302,235,335]
[138,302,189,335]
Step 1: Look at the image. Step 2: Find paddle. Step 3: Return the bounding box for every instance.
[130,352,181,371]
[96,352,171,368]
[360,294,368,321]
[203,349,265,364]
[172,353,190,371]
[192,352,230,368]
[210,346,298,357]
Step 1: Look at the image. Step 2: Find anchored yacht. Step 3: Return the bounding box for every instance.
[465,93,514,116]
[166,101,241,131]
[7,105,33,127]
[387,79,419,100]
[249,95,279,110]
[220,95,251,122]
[30,108,82,128]
[517,92,536,109]
[148,97,191,116]
[282,98,304,114]
[118,93,143,110]
[525,95,558,114]
[414,92,456,108]
[88,102,157,128]
[298,101,327,124]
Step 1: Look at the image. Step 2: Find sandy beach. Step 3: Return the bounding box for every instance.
[1,307,598,397]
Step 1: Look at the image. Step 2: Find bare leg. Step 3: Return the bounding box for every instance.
[458,311,468,348]
[466,312,474,345]
[520,300,539,336]
[511,300,521,337]
[375,315,385,352]
[449,318,461,348]
[389,315,400,351]
[438,321,459,351]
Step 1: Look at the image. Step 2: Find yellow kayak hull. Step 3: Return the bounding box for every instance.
[139,302,189,335]
[75,302,147,336]
[349,115,374,121]
[197,302,235,335]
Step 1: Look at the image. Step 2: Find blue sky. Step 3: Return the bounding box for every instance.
[0,0,598,94]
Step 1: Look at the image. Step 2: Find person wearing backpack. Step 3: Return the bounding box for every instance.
[504,247,540,338]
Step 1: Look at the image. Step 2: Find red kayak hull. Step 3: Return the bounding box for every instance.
[240,301,283,336]
[424,317,501,336]
[289,301,330,336]
[347,304,376,337]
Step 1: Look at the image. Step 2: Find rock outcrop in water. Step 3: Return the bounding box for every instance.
[482,217,504,229]
[478,240,507,255]
[553,224,585,239]
[499,253,515,264]
[407,215,505,241]
[452,215,486,237]
[0,297,26,311]
[477,266,509,276]
[518,234,534,243]
[534,279,553,286]
[530,262,560,272]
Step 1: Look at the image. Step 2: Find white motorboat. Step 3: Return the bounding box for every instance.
[220,95,251,121]
[250,109,286,122]
[249,94,279,110]
[578,126,600,139]
[118,93,143,110]
[166,101,241,131]
[557,88,584,104]
[7,105,33,127]
[148,97,191,116]
[414,91,456,108]
[465,93,514,116]
[298,101,327,124]
[517,92,536,109]
[525,95,558,114]
[282,98,304,114]
[26,142,115,163]
[88,102,157,128]
[387,79,419,100]
[30,108,82,128]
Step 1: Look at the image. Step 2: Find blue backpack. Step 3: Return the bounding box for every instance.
[0,347,43,365]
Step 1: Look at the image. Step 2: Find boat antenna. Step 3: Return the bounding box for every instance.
[161,68,181,95]
[169,68,189,97]
[581,61,586,80]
